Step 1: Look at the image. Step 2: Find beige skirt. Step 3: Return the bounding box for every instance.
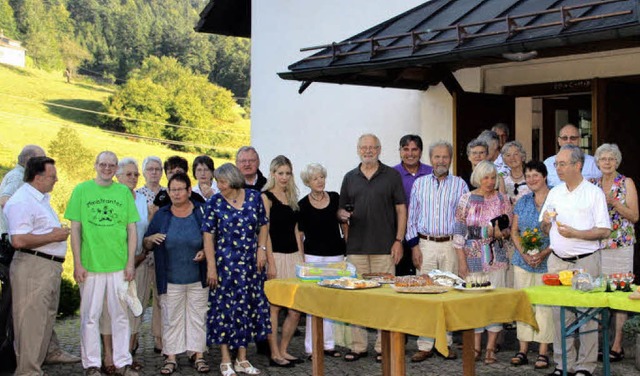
[273,252,304,279]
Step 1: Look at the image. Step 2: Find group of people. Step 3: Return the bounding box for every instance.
[0,122,637,376]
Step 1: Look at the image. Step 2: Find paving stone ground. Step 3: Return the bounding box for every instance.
[23,309,639,376]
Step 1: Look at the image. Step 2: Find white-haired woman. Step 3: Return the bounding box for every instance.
[594,143,638,362]
[298,163,346,359]
[454,160,512,365]
[262,155,304,367]
[502,141,530,204]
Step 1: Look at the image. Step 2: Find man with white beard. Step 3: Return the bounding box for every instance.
[405,140,469,362]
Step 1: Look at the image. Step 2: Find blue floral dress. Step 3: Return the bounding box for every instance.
[202,189,271,349]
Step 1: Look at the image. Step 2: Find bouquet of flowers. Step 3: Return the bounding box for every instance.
[521,227,542,255]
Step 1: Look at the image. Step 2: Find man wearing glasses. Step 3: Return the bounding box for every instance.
[540,145,610,376]
[65,151,140,376]
[235,146,267,191]
[337,134,406,362]
[544,124,601,187]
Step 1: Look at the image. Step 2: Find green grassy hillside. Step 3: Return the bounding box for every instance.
[0,63,250,175]
[0,63,250,283]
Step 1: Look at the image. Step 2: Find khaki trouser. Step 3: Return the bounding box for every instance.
[548,252,601,374]
[11,251,62,376]
[416,239,457,351]
[513,265,554,344]
[346,254,394,354]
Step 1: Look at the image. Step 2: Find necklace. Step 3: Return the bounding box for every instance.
[310,191,325,201]
[224,189,241,203]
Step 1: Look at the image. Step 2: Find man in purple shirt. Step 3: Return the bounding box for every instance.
[393,135,432,276]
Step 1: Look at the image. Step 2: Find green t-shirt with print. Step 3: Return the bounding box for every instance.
[64,180,140,272]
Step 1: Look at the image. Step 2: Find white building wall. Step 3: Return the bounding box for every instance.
[251,0,425,192]
[252,1,640,193]
[0,46,26,68]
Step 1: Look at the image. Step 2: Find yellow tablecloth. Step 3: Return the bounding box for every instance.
[525,285,640,312]
[265,279,538,356]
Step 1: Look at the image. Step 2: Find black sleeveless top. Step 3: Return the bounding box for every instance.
[264,191,299,254]
[298,192,345,257]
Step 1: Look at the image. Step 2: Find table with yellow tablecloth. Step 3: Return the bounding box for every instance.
[265,279,538,376]
[525,285,640,376]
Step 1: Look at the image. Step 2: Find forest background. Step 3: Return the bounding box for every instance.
[0,0,251,301]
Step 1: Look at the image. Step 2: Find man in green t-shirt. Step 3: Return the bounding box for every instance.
[65,151,140,376]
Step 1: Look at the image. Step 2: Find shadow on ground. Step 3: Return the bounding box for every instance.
[45,99,104,126]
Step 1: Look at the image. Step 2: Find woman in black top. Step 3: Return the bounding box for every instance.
[261,155,303,367]
[298,163,346,358]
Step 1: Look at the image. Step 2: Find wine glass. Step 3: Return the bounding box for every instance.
[546,204,557,223]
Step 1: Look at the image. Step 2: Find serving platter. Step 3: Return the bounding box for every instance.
[454,285,495,293]
[391,284,451,294]
[317,278,381,290]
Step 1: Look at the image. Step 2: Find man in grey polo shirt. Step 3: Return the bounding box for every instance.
[338,133,406,362]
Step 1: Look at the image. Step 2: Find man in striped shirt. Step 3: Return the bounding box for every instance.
[405,140,468,362]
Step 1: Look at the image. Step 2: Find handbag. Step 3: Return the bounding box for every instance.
[0,233,14,267]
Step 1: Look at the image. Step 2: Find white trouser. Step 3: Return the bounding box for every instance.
[160,282,209,355]
[79,271,132,369]
[304,254,344,354]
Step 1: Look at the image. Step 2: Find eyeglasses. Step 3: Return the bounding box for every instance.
[513,182,525,196]
[98,163,116,169]
[237,159,257,164]
[470,151,486,156]
[559,136,579,141]
[169,187,187,193]
[359,145,380,151]
[553,161,575,168]
[599,157,616,163]
[145,167,162,172]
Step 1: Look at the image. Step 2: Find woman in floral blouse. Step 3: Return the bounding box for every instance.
[454,160,512,365]
[594,143,639,362]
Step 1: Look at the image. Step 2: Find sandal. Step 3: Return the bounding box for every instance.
[220,362,236,376]
[484,348,498,365]
[375,353,383,363]
[194,358,210,373]
[344,351,367,362]
[160,360,177,375]
[324,349,342,358]
[510,352,528,366]
[474,348,481,362]
[101,365,116,375]
[535,354,550,369]
[234,359,260,375]
[130,361,143,371]
[609,348,625,362]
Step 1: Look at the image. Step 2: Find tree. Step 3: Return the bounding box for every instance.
[104,56,239,152]
[0,0,18,39]
[48,126,94,182]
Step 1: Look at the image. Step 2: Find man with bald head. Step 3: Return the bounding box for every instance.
[544,124,601,187]
[0,145,46,208]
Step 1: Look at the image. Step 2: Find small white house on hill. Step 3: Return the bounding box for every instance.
[0,33,26,68]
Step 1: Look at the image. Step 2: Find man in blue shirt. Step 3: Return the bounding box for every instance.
[393,135,432,276]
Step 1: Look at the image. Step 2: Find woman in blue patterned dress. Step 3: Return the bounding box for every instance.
[202,163,271,376]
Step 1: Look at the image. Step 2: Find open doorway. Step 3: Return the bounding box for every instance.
[541,94,592,158]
